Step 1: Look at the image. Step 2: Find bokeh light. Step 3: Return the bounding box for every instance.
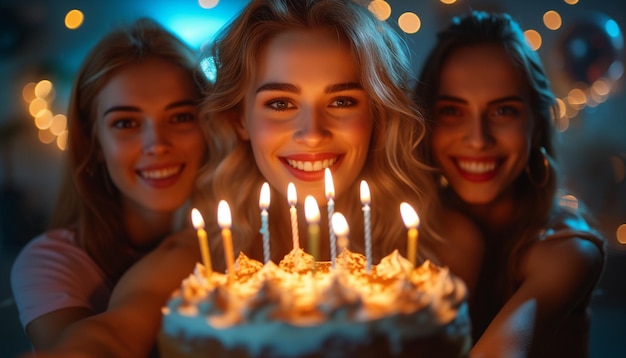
[566,88,587,109]
[617,224,626,244]
[34,110,53,130]
[22,82,36,103]
[64,9,84,30]
[34,80,52,99]
[28,98,47,117]
[543,10,562,30]
[56,130,68,151]
[398,12,421,34]
[524,29,542,51]
[49,114,67,136]
[368,0,391,21]
[23,79,68,150]
[37,128,56,144]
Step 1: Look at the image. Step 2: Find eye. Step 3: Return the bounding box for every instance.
[111,118,139,129]
[172,112,198,123]
[266,99,295,111]
[330,97,356,108]
[433,103,465,126]
[490,105,522,121]
[436,105,462,117]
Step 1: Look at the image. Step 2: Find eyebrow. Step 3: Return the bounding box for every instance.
[102,99,198,117]
[435,95,524,106]
[255,82,362,94]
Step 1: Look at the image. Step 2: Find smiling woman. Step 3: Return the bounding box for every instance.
[9,17,208,352]
[415,10,606,358]
[238,28,373,200]
[194,0,484,291]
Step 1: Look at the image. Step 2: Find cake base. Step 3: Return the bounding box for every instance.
[158,311,471,358]
[159,250,472,358]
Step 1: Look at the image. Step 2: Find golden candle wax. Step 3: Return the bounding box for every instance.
[191,208,212,277]
[218,200,235,279]
[400,202,420,267]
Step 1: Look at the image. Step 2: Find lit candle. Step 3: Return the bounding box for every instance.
[218,200,235,279]
[400,202,420,267]
[331,212,349,255]
[287,182,300,251]
[191,208,212,278]
[259,182,271,264]
[360,180,372,272]
[325,168,337,267]
[304,195,320,264]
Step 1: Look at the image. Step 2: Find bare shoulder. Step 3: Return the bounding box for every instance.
[519,235,604,301]
[524,236,603,276]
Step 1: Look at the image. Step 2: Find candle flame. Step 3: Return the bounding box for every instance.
[288,182,297,206]
[191,208,205,230]
[400,202,420,228]
[325,168,335,199]
[217,200,232,228]
[331,212,349,237]
[304,195,320,223]
[360,180,371,204]
[259,182,270,209]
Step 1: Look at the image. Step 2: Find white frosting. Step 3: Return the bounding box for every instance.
[160,249,470,357]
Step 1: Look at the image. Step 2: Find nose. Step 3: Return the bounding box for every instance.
[463,114,493,149]
[142,122,171,155]
[293,107,331,147]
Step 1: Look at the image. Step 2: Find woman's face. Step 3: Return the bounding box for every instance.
[431,44,534,205]
[238,29,373,204]
[96,58,206,216]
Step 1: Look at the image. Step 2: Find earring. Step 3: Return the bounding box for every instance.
[525,146,550,188]
[439,175,449,188]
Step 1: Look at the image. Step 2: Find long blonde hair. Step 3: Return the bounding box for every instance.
[49,18,207,282]
[197,0,443,270]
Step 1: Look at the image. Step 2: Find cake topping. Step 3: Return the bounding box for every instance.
[167,248,467,328]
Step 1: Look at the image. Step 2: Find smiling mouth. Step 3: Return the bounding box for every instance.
[285,157,338,172]
[138,165,183,180]
[456,160,496,174]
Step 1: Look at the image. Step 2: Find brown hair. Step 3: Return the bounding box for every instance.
[49,17,207,282]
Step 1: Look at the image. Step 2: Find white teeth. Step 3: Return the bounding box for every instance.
[140,166,182,179]
[457,160,496,174]
[286,158,337,172]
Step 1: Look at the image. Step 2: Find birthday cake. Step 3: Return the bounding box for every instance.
[158,248,471,358]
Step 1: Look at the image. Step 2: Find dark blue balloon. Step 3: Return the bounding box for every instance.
[559,12,624,85]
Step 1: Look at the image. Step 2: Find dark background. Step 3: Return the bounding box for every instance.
[1,1,624,357]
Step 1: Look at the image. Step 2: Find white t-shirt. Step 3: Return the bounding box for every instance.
[10,228,112,330]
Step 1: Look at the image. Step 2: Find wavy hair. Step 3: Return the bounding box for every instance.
[197,0,444,270]
[49,17,207,282]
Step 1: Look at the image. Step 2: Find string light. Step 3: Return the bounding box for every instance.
[23,80,68,150]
